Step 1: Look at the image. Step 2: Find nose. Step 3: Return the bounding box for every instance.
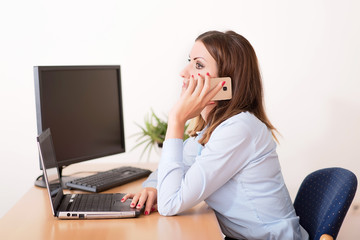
[179,64,191,79]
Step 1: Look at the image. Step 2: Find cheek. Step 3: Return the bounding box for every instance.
[210,67,219,77]
[203,70,218,78]
[204,64,218,77]
[209,71,218,77]
[181,65,199,78]
[198,69,217,77]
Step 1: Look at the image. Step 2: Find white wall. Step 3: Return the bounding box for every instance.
[1,0,359,218]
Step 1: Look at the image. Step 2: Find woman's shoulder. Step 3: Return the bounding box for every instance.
[220,112,265,130]
[214,112,270,140]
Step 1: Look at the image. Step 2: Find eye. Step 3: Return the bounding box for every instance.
[196,62,204,69]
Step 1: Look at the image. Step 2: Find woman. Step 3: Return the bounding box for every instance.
[122,30,309,240]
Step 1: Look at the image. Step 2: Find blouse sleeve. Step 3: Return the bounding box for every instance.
[157,120,255,216]
[141,137,198,189]
[142,169,158,188]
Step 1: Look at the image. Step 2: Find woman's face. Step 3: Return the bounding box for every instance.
[180,40,218,84]
[180,40,218,121]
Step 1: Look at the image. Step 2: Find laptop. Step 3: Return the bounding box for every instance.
[37,128,141,219]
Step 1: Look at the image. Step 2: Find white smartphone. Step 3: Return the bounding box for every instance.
[210,77,232,101]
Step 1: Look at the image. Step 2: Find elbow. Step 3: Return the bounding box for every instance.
[158,209,175,216]
[157,183,184,216]
[157,203,178,216]
[157,199,181,216]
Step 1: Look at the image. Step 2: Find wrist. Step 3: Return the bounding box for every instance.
[165,118,186,140]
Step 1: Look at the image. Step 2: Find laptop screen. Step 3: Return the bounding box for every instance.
[37,128,64,216]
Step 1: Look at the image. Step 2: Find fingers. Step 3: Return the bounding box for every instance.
[193,74,204,97]
[121,192,143,208]
[143,189,157,215]
[122,188,158,215]
[131,191,145,209]
[199,72,211,99]
[121,193,134,202]
[136,190,149,210]
[206,79,225,101]
[181,78,189,96]
[195,73,222,105]
[184,75,197,97]
[172,73,219,122]
[183,73,208,100]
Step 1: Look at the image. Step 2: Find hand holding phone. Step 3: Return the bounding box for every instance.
[210,77,232,101]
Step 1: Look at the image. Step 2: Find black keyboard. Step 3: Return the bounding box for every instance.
[66,166,152,193]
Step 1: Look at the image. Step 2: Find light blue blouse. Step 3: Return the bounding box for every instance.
[143,112,308,240]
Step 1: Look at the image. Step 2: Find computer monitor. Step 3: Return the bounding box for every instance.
[34,65,125,186]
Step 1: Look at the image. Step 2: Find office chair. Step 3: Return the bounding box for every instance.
[293,167,357,240]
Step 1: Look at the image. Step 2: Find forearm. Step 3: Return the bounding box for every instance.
[165,117,186,140]
[142,169,158,188]
[157,138,194,216]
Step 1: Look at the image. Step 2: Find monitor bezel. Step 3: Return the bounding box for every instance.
[34,65,126,169]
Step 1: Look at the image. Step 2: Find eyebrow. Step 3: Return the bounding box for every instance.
[189,56,207,62]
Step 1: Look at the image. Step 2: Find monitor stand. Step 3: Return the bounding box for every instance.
[34,174,47,188]
[34,167,76,189]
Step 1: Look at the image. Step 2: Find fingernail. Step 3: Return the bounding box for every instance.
[121,198,125,202]
[206,72,210,76]
[209,101,215,104]
[198,73,201,76]
[137,204,141,208]
[151,207,155,212]
[222,81,226,86]
[131,203,135,207]
[191,75,194,78]
[144,211,149,215]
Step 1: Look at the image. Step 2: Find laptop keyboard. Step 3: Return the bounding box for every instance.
[71,194,114,211]
[66,166,152,193]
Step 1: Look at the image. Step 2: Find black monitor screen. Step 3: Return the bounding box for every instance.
[34,65,125,168]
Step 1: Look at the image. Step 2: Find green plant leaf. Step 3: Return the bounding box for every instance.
[131,109,190,160]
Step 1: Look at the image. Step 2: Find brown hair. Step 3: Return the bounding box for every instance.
[189,30,278,144]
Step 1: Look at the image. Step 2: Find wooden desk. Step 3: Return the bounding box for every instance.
[0,163,223,240]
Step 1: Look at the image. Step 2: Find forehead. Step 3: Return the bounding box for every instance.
[190,41,214,61]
